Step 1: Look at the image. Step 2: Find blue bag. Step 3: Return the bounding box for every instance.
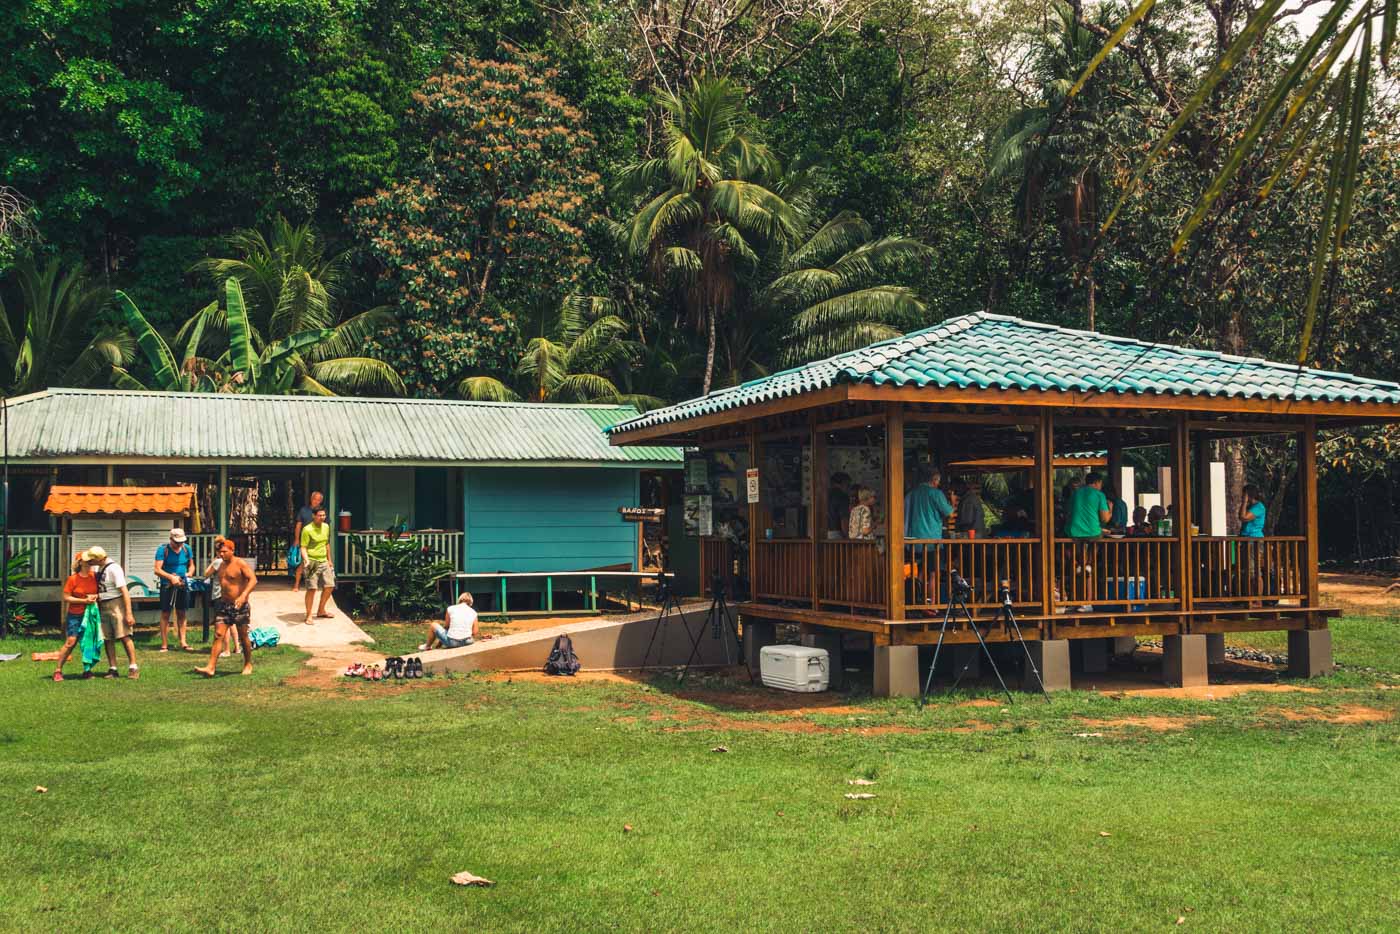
[286,545,302,569]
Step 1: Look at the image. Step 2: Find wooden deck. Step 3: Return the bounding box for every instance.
[738,600,1340,646]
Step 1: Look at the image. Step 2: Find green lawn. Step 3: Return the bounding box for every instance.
[2,617,1398,932]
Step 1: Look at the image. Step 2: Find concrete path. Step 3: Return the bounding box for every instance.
[250,580,374,649]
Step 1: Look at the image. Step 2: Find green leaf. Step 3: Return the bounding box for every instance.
[225,278,257,384]
[114,290,179,389]
[1298,67,1353,365]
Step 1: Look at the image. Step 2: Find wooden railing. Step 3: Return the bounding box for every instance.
[340,530,464,577]
[231,531,292,572]
[1193,536,1305,603]
[904,538,1040,613]
[1053,537,1180,611]
[817,539,885,610]
[699,536,735,594]
[751,538,812,602]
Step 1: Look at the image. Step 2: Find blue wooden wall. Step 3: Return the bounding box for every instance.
[464,467,638,573]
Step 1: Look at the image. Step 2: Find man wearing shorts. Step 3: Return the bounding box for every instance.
[154,527,194,652]
[195,537,258,677]
[420,592,478,650]
[300,506,336,624]
[86,546,139,679]
[291,490,323,593]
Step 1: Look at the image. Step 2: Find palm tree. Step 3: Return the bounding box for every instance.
[0,257,131,394]
[116,279,358,396]
[764,211,930,366]
[459,297,659,407]
[192,215,403,395]
[616,77,801,394]
[987,1,1113,329]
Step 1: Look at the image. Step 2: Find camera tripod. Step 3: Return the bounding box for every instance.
[919,572,1049,706]
[677,573,752,685]
[639,571,684,670]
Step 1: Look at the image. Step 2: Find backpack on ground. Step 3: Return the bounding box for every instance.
[544,634,580,676]
[249,626,281,649]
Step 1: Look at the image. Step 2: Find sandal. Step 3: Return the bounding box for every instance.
[52,670,64,682]
[104,668,119,679]
[128,665,140,680]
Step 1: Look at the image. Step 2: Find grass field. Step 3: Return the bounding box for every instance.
[2,615,1398,932]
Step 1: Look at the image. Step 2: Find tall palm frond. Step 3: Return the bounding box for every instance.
[0,257,126,393]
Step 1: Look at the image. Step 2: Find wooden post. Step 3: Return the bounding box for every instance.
[885,403,905,620]
[1171,415,1193,613]
[810,417,826,610]
[1300,416,1320,607]
[327,465,339,571]
[217,465,229,536]
[747,426,760,601]
[1037,410,1055,618]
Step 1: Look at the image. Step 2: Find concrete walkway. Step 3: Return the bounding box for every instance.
[250,579,374,649]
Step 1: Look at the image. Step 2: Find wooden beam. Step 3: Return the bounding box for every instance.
[815,412,888,433]
[1300,416,1320,607]
[847,383,1400,419]
[810,417,825,611]
[747,427,759,602]
[1171,415,1194,612]
[885,404,905,620]
[1036,409,1055,617]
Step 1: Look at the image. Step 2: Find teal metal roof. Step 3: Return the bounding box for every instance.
[3,389,682,466]
[612,312,1400,434]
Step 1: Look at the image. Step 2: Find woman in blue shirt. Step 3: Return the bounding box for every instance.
[1239,484,1266,537]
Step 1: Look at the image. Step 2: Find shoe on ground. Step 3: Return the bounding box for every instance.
[104,668,119,679]
[128,665,140,680]
[417,643,428,651]
[52,670,63,682]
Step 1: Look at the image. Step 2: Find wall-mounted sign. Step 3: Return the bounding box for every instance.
[745,468,760,504]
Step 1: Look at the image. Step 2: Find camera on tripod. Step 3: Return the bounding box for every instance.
[949,569,973,603]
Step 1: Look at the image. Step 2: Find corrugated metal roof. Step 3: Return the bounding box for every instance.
[612,312,1400,433]
[3,389,682,466]
[45,485,195,516]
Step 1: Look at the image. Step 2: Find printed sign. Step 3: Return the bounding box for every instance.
[745,468,760,504]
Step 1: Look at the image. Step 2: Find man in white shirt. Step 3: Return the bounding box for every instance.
[85,546,139,679]
[420,592,478,650]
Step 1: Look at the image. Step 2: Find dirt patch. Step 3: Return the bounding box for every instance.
[1268,704,1393,725]
[1319,572,1400,614]
[477,669,645,686]
[957,699,1004,709]
[1076,715,1214,732]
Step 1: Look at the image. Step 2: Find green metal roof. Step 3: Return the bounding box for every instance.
[612,312,1400,434]
[3,389,682,466]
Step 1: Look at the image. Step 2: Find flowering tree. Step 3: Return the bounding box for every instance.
[353,48,602,395]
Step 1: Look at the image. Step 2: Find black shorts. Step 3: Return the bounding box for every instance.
[215,599,251,627]
[159,583,190,612]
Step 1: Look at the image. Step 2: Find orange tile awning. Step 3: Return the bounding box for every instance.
[44,485,196,517]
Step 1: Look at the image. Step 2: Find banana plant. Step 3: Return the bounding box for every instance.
[111,291,217,392]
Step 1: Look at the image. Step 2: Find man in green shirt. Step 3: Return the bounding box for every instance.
[301,506,336,625]
[1066,473,1112,539]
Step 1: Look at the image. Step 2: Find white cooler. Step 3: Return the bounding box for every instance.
[759,645,830,693]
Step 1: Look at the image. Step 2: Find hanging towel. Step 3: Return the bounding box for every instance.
[79,603,105,669]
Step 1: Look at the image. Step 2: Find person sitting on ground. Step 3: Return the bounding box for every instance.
[53,554,99,681]
[195,537,258,677]
[847,487,877,540]
[954,479,987,539]
[421,593,478,650]
[1239,483,1266,537]
[86,546,139,679]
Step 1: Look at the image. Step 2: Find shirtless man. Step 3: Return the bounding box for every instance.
[195,537,259,677]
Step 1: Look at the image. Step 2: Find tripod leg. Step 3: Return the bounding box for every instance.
[964,610,1014,704]
[919,601,958,707]
[718,597,753,682]
[677,595,718,685]
[641,600,669,670]
[1003,609,1051,701]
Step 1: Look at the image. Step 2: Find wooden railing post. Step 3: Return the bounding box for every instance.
[1300,416,1320,607]
[1171,415,1194,612]
[747,426,760,601]
[885,403,905,620]
[1037,409,1055,617]
[810,416,826,609]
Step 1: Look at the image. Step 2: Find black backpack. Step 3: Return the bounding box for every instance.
[544,634,580,676]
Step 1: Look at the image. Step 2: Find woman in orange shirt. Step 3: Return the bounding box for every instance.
[54,554,99,681]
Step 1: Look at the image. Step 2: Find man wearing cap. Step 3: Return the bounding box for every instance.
[86,546,139,679]
[154,527,194,652]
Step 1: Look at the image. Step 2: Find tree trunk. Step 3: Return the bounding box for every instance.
[1086,268,1096,332]
[702,311,716,396]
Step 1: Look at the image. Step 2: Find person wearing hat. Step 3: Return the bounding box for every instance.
[85,546,139,679]
[154,527,194,652]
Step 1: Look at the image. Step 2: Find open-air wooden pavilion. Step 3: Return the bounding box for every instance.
[609,313,1400,695]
